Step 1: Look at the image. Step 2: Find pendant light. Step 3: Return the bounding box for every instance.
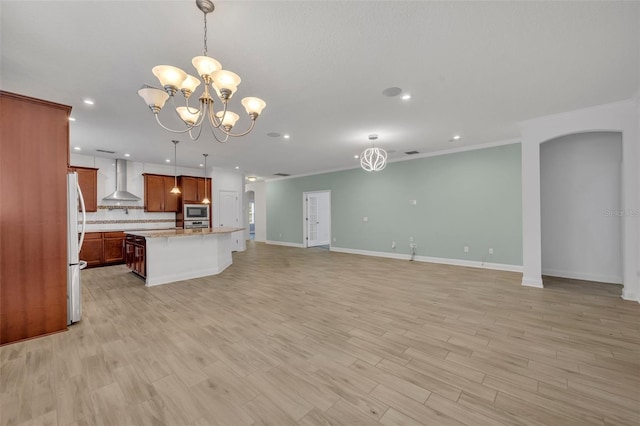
[360,134,387,172]
[202,153,210,204]
[170,140,181,194]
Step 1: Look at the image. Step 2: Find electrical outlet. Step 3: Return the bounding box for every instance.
[489,248,494,254]
[464,246,469,253]
[410,243,417,249]
[363,216,368,222]
[391,241,396,249]
[409,237,414,242]
[333,237,336,242]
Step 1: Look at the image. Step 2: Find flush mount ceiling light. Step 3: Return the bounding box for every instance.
[138,0,266,144]
[360,134,387,172]
[170,140,181,194]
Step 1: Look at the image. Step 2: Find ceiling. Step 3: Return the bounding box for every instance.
[1,1,638,179]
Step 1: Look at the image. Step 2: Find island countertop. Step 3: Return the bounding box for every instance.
[125,227,244,238]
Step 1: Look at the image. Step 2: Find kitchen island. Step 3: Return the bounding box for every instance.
[125,227,243,286]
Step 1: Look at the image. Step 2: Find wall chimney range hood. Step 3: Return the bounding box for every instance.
[103,159,141,201]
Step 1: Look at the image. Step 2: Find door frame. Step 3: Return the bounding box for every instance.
[302,190,331,248]
[219,189,240,251]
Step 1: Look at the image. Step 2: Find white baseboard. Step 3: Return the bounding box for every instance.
[542,268,622,285]
[330,246,523,273]
[266,240,306,248]
[522,276,544,288]
[621,289,640,303]
[330,247,409,261]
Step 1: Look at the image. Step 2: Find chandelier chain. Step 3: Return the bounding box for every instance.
[203,12,208,56]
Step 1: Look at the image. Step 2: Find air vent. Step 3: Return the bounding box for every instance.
[405,150,419,155]
[96,149,116,154]
[273,173,290,177]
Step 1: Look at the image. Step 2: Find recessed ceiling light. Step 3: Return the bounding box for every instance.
[165,159,171,163]
[235,166,240,169]
[124,153,131,157]
[69,117,76,122]
[283,134,290,139]
[73,146,81,151]
[199,163,204,167]
[382,87,402,97]
[401,94,411,100]
[83,99,94,105]
[247,176,257,182]
[451,135,462,141]
[354,155,359,159]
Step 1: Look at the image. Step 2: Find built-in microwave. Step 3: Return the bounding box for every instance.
[184,203,210,221]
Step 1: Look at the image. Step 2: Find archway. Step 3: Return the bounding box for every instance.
[540,131,623,288]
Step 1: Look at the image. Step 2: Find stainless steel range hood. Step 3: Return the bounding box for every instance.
[103,159,141,201]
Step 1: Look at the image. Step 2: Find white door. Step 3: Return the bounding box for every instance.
[304,191,331,247]
[307,194,319,247]
[220,190,239,251]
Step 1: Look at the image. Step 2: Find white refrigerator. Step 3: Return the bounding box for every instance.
[67,172,87,325]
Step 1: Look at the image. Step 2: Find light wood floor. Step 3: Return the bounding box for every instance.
[2,242,639,426]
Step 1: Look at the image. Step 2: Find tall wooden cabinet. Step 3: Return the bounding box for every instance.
[0,91,71,345]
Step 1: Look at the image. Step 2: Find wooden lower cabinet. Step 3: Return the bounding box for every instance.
[80,232,125,267]
[125,235,146,279]
[103,232,125,264]
[81,233,103,267]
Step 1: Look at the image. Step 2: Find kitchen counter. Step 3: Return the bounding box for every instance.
[124,227,244,286]
[126,227,243,238]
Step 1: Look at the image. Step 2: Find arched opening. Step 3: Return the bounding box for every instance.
[246,190,255,240]
[540,131,623,291]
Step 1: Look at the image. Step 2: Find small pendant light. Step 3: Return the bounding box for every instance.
[202,153,211,204]
[170,140,181,194]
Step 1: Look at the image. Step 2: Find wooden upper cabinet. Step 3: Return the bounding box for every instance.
[69,166,98,212]
[163,176,179,212]
[144,174,165,212]
[143,173,179,212]
[181,176,199,202]
[179,176,211,203]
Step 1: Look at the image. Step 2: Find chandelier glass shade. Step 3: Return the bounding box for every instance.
[138,0,266,143]
[360,135,387,172]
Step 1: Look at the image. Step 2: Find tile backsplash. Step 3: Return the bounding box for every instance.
[83,205,176,232]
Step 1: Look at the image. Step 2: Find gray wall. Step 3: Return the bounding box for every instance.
[541,132,623,283]
[267,143,523,266]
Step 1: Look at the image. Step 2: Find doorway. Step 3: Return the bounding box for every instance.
[303,191,331,248]
[220,190,240,251]
[247,190,255,240]
[540,131,623,285]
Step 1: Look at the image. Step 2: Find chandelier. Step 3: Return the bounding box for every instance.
[360,134,387,172]
[137,0,266,143]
